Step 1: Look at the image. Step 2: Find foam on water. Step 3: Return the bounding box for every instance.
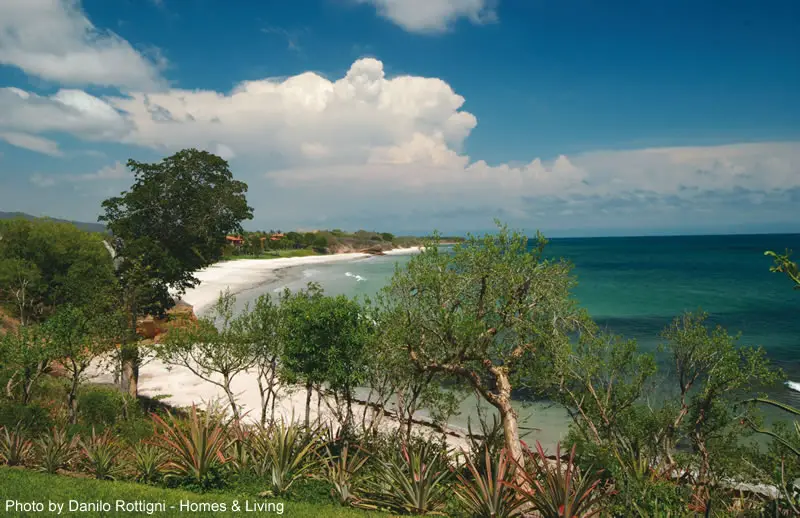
[302,269,320,278]
[345,271,367,282]
[786,381,800,393]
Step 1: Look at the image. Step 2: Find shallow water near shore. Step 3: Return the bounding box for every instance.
[208,233,800,444]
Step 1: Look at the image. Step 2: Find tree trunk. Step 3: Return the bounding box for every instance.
[122,356,138,398]
[223,378,240,421]
[68,371,80,425]
[304,381,312,428]
[494,369,525,485]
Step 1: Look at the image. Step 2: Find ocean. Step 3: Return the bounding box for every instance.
[230,233,800,445]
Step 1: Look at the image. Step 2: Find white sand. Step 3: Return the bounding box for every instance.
[94,249,469,450]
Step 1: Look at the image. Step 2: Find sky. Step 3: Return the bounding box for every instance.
[0,0,798,237]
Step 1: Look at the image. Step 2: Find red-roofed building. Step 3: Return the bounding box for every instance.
[226,235,244,246]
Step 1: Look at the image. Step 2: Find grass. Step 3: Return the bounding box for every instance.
[0,467,393,517]
[225,249,323,261]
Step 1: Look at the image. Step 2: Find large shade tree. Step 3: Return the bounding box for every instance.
[99,149,253,396]
[383,223,590,474]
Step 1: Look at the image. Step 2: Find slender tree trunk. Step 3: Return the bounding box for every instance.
[68,363,80,425]
[223,378,240,421]
[494,369,525,485]
[304,381,312,428]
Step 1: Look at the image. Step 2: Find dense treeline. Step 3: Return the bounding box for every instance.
[1,149,799,516]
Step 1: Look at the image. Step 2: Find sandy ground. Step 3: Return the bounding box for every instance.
[92,246,469,450]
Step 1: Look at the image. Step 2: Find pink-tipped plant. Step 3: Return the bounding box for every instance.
[508,442,609,518]
[455,448,524,518]
[0,425,33,466]
[151,406,229,487]
[79,428,123,480]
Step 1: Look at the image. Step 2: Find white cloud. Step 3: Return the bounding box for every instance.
[30,160,129,187]
[0,0,164,90]
[0,132,62,156]
[355,0,497,33]
[0,87,129,140]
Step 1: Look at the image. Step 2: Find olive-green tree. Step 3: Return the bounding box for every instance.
[383,222,590,472]
[0,324,55,403]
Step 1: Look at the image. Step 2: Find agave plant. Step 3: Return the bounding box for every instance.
[254,420,321,496]
[455,448,524,518]
[509,442,608,518]
[131,443,167,483]
[364,441,453,515]
[80,428,123,480]
[0,425,33,466]
[226,421,254,476]
[151,406,229,487]
[35,427,79,474]
[320,442,371,506]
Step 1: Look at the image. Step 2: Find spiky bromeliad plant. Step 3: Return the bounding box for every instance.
[151,405,229,488]
[509,441,609,518]
[80,428,124,480]
[0,425,33,466]
[35,427,79,474]
[320,441,371,506]
[131,443,168,483]
[455,448,524,518]
[364,441,453,515]
[254,420,321,497]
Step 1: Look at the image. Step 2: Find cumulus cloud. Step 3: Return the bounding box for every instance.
[0,132,62,156]
[30,161,130,187]
[355,0,497,33]
[0,0,164,90]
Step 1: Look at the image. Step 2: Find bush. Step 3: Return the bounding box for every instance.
[77,386,126,428]
[0,402,53,435]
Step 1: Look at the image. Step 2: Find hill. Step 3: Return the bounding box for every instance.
[0,211,106,233]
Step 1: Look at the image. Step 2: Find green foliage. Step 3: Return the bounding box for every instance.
[100,148,253,318]
[455,448,523,518]
[510,442,609,518]
[35,427,79,474]
[77,386,127,429]
[130,443,167,484]
[151,406,229,489]
[254,420,321,497]
[364,441,453,515]
[383,221,589,463]
[0,424,33,466]
[0,324,55,403]
[280,284,370,428]
[79,428,123,480]
[0,218,118,325]
[319,442,371,506]
[765,249,800,289]
[0,402,53,436]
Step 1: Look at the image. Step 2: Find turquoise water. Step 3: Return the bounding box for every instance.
[232,233,800,443]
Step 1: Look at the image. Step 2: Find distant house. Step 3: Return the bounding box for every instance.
[226,235,244,246]
[269,232,285,242]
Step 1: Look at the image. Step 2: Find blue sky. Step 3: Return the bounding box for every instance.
[0,0,798,236]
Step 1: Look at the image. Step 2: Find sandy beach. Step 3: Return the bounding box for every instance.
[91,246,472,448]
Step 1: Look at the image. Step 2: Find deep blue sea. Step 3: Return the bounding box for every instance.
[234,233,800,444]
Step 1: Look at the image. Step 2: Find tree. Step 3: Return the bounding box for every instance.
[239,293,284,426]
[383,222,589,474]
[280,284,369,429]
[158,291,255,421]
[99,149,253,396]
[659,311,779,500]
[766,249,800,289]
[0,325,55,404]
[0,218,118,326]
[44,306,125,424]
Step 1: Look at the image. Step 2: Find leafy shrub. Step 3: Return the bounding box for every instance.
[510,442,609,518]
[35,427,79,474]
[77,386,126,428]
[455,448,522,518]
[131,443,167,484]
[253,420,321,497]
[152,406,229,489]
[0,402,53,435]
[364,440,453,515]
[79,428,123,480]
[0,425,33,466]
